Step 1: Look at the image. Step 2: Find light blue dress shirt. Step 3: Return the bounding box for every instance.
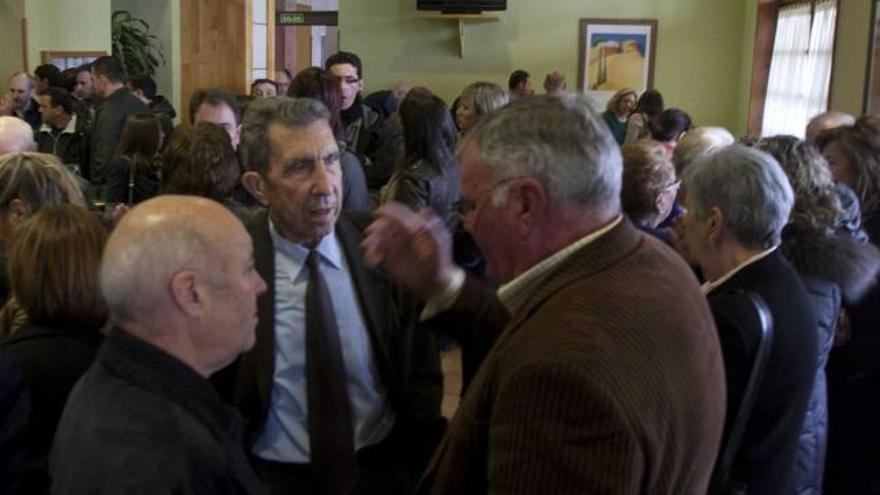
[252,222,395,463]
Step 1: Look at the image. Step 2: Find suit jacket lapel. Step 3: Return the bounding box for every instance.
[246,209,277,416]
[335,213,394,373]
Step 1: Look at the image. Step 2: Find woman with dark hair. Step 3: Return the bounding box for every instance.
[0,204,108,493]
[753,135,880,495]
[814,117,880,494]
[651,108,692,152]
[161,123,243,209]
[602,88,637,145]
[624,89,664,144]
[379,87,460,230]
[288,67,370,209]
[106,112,162,205]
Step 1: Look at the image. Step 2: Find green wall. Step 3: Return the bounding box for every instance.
[830,0,872,115]
[0,0,25,83]
[25,0,111,73]
[340,0,749,133]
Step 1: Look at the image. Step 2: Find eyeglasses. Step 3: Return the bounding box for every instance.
[661,179,682,193]
[452,176,524,218]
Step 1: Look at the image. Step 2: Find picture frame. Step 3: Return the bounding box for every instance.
[578,18,658,110]
[864,0,880,114]
[40,51,107,71]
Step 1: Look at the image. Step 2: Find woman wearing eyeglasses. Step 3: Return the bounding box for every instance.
[620,140,679,244]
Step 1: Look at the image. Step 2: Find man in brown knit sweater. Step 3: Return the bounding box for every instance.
[363,94,726,494]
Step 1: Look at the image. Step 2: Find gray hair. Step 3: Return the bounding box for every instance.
[459,81,508,117]
[99,200,215,323]
[0,152,85,210]
[684,144,794,249]
[672,126,734,176]
[239,96,330,176]
[466,93,622,210]
[0,116,35,154]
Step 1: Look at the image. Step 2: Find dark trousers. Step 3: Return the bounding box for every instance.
[251,424,419,495]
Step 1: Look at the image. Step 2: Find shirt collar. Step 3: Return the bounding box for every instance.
[497,215,623,314]
[38,114,77,135]
[268,218,342,270]
[701,246,777,295]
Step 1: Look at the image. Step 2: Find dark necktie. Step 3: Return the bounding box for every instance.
[305,250,357,494]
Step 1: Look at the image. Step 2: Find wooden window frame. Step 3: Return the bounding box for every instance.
[746,0,840,136]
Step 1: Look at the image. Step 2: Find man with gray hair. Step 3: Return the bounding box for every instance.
[49,195,268,494]
[363,94,726,493]
[0,72,41,130]
[679,145,818,494]
[0,116,36,154]
[229,96,442,495]
[805,110,855,142]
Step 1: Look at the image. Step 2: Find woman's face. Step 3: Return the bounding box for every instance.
[619,93,637,116]
[822,141,858,191]
[456,103,477,131]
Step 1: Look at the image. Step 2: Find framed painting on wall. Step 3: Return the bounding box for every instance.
[578,18,657,110]
[864,0,880,114]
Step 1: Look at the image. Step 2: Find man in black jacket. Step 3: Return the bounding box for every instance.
[89,56,147,189]
[50,195,269,495]
[128,74,176,144]
[326,51,403,191]
[1,72,41,130]
[35,87,91,178]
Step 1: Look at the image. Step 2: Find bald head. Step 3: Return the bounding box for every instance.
[806,111,855,142]
[101,195,246,324]
[0,116,35,153]
[7,72,34,112]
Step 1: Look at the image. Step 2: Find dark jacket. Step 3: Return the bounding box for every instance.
[707,250,818,495]
[220,210,444,488]
[106,154,161,205]
[90,87,148,186]
[380,159,460,231]
[0,350,29,495]
[781,221,880,495]
[35,115,91,178]
[15,98,42,131]
[50,329,267,495]
[149,95,177,144]
[602,110,628,145]
[0,324,103,495]
[342,103,404,191]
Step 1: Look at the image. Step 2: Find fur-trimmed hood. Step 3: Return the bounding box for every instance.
[782,221,880,303]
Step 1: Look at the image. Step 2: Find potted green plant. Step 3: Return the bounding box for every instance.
[111,10,165,77]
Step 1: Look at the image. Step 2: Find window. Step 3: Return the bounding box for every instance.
[761,0,837,137]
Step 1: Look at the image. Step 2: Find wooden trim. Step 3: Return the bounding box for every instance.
[864,0,879,113]
[826,0,840,110]
[747,2,777,136]
[245,0,253,87]
[21,18,28,71]
[576,18,658,92]
[267,0,275,77]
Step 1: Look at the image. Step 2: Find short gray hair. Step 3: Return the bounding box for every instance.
[684,144,794,249]
[466,93,621,210]
[239,96,330,176]
[459,81,508,117]
[99,202,214,323]
[672,126,734,176]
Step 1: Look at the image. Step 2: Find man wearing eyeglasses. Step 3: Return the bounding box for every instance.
[325,51,403,193]
[363,94,727,494]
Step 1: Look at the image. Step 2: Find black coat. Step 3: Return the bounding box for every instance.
[90,87,148,186]
[50,329,267,495]
[148,95,177,142]
[106,155,161,205]
[35,115,92,178]
[780,221,880,495]
[380,159,460,232]
[707,250,818,495]
[0,350,29,495]
[341,149,371,210]
[343,104,404,191]
[0,324,103,495]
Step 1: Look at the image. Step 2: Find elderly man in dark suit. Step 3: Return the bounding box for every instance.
[363,94,727,494]
[679,145,819,494]
[232,97,443,495]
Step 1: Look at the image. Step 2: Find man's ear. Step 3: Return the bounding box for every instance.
[241,171,269,207]
[6,199,29,227]
[707,206,724,245]
[514,178,546,236]
[169,270,205,317]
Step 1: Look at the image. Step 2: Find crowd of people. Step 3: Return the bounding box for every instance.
[0,50,878,495]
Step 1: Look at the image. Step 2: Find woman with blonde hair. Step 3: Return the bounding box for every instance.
[602,88,637,145]
[620,140,679,243]
[0,205,108,493]
[454,81,508,133]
